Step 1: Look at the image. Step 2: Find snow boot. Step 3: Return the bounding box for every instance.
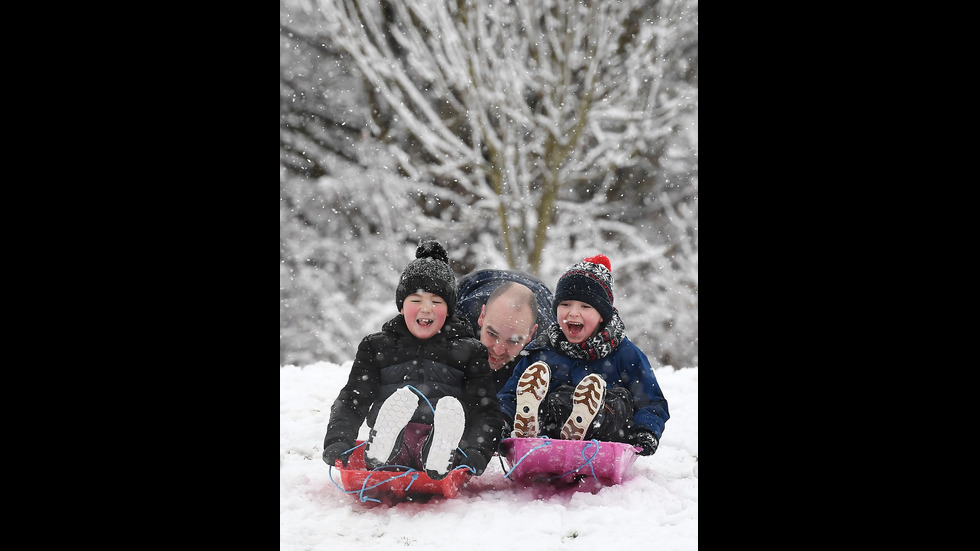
[364,386,418,470]
[513,361,551,438]
[422,396,466,480]
[560,374,607,440]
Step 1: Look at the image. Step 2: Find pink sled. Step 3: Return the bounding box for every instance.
[500,437,640,486]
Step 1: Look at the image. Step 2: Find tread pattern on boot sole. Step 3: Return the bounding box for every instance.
[364,387,418,468]
[424,396,466,478]
[513,362,550,438]
[560,374,606,440]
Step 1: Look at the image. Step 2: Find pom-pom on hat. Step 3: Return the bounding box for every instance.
[395,240,458,315]
[553,254,614,321]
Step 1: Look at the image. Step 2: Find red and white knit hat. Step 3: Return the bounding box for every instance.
[553,254,614,320]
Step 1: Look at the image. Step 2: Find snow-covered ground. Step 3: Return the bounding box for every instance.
[280,361,698,550]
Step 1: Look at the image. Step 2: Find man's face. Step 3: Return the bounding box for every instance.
[477,301,536,370]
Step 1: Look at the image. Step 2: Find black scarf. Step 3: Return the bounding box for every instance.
[547,309,627,361]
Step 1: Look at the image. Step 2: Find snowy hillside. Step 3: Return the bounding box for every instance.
[280,362,698,550]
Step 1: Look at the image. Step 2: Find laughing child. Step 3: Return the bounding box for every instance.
[322,240,503,479]
[497,254,669,456]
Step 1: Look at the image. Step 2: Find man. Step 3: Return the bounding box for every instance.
[455,269,557,392]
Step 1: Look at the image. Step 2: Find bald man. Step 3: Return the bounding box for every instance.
[455,269,557,392]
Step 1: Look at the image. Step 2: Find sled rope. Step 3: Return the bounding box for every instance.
[329,461,424,503]
[327,441,426,503]
[404,385,475,472]
[331,461,471,503]
[328,386,476,502]
[357,466,420,502]
[405,385,435,413]
[502,440,552,480]
[502,439,602,484]
[550,439,600,483]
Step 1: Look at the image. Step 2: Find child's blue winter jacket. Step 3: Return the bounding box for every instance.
[498,336,670,440]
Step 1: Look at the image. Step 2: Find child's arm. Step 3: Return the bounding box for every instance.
[322,337,381,454]
[622,344,670,441]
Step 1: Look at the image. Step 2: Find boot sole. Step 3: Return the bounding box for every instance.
[364,386,418,469]
[514,361,551,438]
[424,396,466,479]
[560,374,606,440]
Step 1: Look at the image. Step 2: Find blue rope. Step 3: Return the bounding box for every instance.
[328,386,473,501]
[403,384,466,466]
[404,385,435,414]
[501,439,602,484]
[328,462,423,503]
[502,440,552,480]
[331,462,473,503]
[548,439,600,483]
[358,465,420,503]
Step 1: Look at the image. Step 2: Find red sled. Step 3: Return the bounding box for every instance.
[332,440,470,501]
[500,437,640,486]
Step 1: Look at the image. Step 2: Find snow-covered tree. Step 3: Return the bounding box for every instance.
[280,0,697,368]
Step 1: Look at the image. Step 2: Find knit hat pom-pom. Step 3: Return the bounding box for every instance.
[416,240,449,263]
[553,253,615,322]
[584,254,611,272]
[396,239,457,315]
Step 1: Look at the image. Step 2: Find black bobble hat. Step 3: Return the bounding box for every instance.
[395,240,457,315]
[553,254,614,321]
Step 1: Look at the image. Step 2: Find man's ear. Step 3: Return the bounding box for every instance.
[529,323,538,338]
[477,304,486,327]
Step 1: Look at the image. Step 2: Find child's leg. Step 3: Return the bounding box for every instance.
[587,386,635,442]
[541,385,575,437]
[388,422,431,470]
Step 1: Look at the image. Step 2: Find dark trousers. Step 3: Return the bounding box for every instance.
[539,385,634,442]
[387,422,432,470]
